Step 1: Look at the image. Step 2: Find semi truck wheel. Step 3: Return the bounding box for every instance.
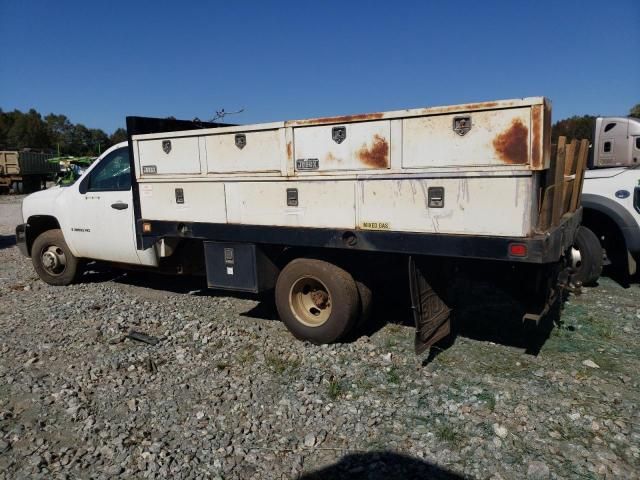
[275,258,360,344]
[31,229,83,286]
[571,226,603,286]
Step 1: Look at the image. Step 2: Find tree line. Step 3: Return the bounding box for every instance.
[1,103,638,157]
[550,103,638,144]
[0,108,127,156]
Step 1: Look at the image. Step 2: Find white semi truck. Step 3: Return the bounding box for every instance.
[581,116,640,280]
[16,97,588,353]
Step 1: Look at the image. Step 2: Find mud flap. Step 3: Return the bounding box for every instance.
[408,256,452,355]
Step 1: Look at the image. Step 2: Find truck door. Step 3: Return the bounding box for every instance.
[67,146,143,264]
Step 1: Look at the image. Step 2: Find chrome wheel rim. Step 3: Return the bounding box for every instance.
[41,245,67,276]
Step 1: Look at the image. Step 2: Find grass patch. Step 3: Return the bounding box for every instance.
[592,323,615,340]
[589,354,618,372]
[387,323,404,335]
[384,337,397,350]
[355,377,374,392]
[386,366,401,384]
[433,350,456,366]
[412,415,431,426]
[477,391,496,412]
[327,378,346,400]
[237,345,258,365]
[435,423,462,445]
[265,354,300,374]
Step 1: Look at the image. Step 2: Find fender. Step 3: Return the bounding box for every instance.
[581,193,640,255]
[20,215,61,256]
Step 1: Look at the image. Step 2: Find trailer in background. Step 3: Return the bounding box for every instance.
[0,150,59,194]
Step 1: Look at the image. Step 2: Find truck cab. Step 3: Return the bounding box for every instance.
[16,142,157,284]
[582,116,640,277]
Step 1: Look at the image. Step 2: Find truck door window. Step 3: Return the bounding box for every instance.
[604,122,616,132]
[635,137,640,150]
[87,148,131,191]
[603,141,612,153]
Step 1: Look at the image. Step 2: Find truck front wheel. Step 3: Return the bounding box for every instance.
[275,258,360,344]
[31,229,83,286]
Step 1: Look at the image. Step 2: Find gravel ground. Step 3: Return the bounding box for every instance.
[0,194,639,479]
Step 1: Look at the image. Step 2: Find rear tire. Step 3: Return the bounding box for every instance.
[31,229,83,286]
[275,258,360,344]
[571,226,603,286]
[353,279,373,333]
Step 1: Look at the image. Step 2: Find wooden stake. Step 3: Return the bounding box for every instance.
[551,137,567,227]
[570,139,589,211]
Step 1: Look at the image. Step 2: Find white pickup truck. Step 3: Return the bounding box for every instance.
[16,98,586,353]
[581,116,640,279]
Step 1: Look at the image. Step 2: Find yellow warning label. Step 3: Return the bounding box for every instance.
[361,221,390,230]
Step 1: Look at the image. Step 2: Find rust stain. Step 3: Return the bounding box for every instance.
[357,134,389,168]
[493,119,528,165]
[286,141,292,160]
[325,152,340,163]
[542,103,552,169]
[437,101,499,113]
[296,112,384,125]
[531,105,542,169]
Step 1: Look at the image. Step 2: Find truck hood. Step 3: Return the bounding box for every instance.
[585,165,639,179]
[21,186,65,222]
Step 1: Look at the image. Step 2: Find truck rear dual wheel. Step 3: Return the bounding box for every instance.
[275,258,360,344]
[31,229,83,286]
[571,226,603,286]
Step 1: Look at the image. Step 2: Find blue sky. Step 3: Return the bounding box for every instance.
[1,0,638,134]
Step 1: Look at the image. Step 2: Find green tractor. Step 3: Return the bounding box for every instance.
[48,156,96,186]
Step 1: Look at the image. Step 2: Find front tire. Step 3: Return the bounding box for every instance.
[31,229,83,286]
[275,258,360,344]
[571,226,603,286]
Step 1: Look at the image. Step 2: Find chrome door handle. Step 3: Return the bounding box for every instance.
[111,202,128,210]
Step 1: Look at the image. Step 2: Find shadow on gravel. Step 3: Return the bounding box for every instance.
[80,265,280,315]
[602,264,640,288]
[0,234,16,249]
[79,262,563,357]
[360,271,564,361]
[300,451,466,480]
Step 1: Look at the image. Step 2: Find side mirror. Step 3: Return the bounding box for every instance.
[78,173,90,194]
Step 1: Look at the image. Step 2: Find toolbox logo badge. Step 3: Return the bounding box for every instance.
[235,134,246,149]
[453,116,472,136]
[332,126,347,144]
[162,140,172,154]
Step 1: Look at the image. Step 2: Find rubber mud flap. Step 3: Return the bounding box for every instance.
[408,256,451,355]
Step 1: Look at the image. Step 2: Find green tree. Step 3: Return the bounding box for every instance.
[68,124,92,155]
[110,128,128,144]
[89,128,110,155]
[0,110,21,148]
[1,107,123,154]
[45,113,74,154]
[0,109,7,148]
[629,104,640,118]
[551,115,596,143]
[6,109,50,149]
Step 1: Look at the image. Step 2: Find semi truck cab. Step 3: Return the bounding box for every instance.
[582,116,640,277]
